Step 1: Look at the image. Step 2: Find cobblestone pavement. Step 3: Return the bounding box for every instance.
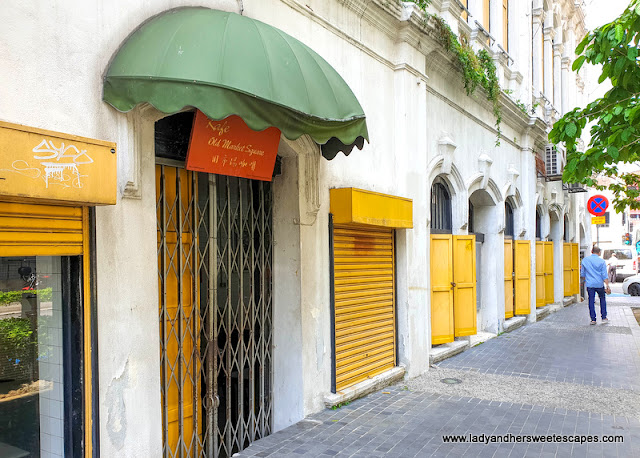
[235,297,640,457]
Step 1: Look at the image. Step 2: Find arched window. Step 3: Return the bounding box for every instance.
[564,215,570,241]
[431,178,452,232]
[505,201,514,238]
[536,208,542,239]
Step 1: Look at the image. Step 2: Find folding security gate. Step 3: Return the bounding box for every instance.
[156,164,273,458]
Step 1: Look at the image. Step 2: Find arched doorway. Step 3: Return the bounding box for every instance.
[469,189,497,333]
[430,178,476,345]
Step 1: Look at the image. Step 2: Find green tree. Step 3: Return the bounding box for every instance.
[549,1,640,212]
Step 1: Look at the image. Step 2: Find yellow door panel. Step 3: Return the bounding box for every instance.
[333,224,396,391]
[453,235,476,337]
[504,240,514,319]
[514,240,531,315]
[536,242,545,307]
[156,165,200,456]
[544,241,554,305]
[431,235,454,345]
[571,243,580,295]
[563,243,572,296]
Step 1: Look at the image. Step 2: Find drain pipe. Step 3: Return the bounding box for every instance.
[237,0,244,14]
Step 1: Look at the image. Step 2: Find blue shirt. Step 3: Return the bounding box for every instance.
[580,254,607,288]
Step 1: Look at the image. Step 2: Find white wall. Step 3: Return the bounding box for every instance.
[0,0,591,454]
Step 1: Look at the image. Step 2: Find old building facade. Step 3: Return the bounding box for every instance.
[0,0,591,456]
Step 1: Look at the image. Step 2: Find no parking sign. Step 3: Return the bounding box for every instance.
[587,195,609,216]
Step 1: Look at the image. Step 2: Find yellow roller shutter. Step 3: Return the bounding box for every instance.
[431,235,454,345]
[514,240,531,315]
[504,240,514,319]
[0,200,84,256]
[536,242,545,307]
[333,224,396,391]
[544,241,554,305]
[563,243,572,296]
[453,235,476,336]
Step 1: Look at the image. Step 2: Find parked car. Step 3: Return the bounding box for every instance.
[602,247,638,282]
[622,274,640,296]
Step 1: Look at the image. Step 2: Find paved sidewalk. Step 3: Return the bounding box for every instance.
[235,298,640,457]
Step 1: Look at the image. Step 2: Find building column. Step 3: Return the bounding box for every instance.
[543,25,554,102]
[553,43,563,111]
[561,56,571,114]
[532,7,544,95]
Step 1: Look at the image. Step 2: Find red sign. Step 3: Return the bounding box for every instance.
[587,195,609,216]
[186,111,281,181]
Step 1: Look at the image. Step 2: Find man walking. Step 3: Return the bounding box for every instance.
[580,246,610,325]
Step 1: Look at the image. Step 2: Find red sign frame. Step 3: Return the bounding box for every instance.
[185,111,281,181]
[587,195,609,216]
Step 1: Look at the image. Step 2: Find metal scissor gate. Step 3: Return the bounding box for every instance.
[156,163,273,458]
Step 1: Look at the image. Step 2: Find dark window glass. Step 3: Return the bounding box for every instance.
[155,111,195,160]
[0,256,84,456]
[536,209,542,239]
[564,215,569,241]
[431,179,452,231]
[468,200,474,233]
[505,201,514,237]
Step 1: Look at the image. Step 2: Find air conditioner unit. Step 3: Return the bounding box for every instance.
[564,182,587,193]
[545,145,564,180]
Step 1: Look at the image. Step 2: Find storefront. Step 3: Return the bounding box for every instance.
[329,188,412,392]
[101,7,368,457]
[0,121,116,456]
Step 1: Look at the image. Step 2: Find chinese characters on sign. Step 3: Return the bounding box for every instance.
[185,111,281,181]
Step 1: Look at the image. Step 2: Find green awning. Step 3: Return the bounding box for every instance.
[103,7,368,159]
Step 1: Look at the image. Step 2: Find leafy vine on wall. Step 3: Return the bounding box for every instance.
[411,1,503,145]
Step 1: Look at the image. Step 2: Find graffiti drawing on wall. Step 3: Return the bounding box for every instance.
[0,138,94,189]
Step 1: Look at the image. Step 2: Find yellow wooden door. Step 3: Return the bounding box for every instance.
[431,235,454,344]
[333,224,396,391]
[156,165,200,456]
[535,241,545,307]
[571,243,580,294]
[563,243,572,296]
[453,235,477,336]
[544,241,554,305]
[514,240,531,315]
[504,240,514,319]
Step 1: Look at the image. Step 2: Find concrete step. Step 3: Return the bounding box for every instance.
[429,340,469,365]
[536,305,550,321]
[323,366,405,408]
[503,316,527,333]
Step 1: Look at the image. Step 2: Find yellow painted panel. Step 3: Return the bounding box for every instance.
[571,243,580,295]
[333,224,396,391]
[544,241,554,305]
[563,243,572,296]
[156,166,201,456]
[0,120,116,205]
[461,0,468,20]
[503,0,509,51]
[453,235,476,336]
[483,0,490,31]
[0,200,84,256]
[431,235,454,345]
[536,242,545,308]
[504,240,514,319]
[514,240,531,315]
[330,187,413,228]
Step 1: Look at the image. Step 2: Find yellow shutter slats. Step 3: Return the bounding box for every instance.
[0,200,84,256]
[333,224,396,391]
